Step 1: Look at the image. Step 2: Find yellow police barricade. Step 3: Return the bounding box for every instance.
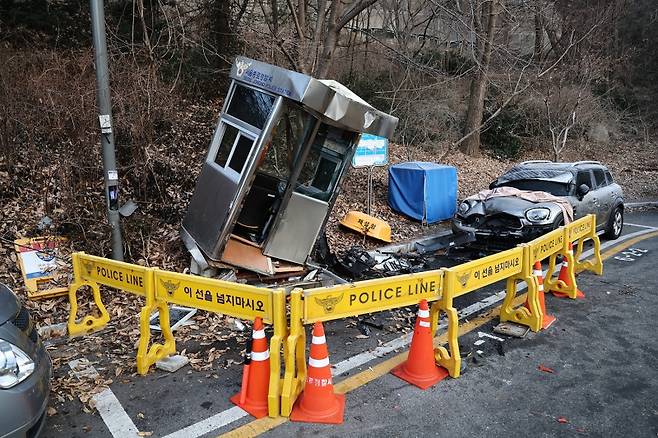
[67,252,176,376]
[151,270,286,418]
[67,253,286,417]
[68,252,150,335]
[569,214,603,275]
[280,271,443,417]
[543,214,602,298]
[431,246,538,378]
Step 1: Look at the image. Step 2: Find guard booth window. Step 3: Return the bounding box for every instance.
[233,104,313,244]
[259,105,310,180]
[227,84,275,129]
[214,124,238,167]
[213,123,255,175]
[295,124,353,202]
[211,84,276,178]
[228,136,254,173]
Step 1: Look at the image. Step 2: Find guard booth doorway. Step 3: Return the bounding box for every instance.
[181,57,398,275]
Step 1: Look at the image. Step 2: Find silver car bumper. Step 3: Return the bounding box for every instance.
[451,217,555,240]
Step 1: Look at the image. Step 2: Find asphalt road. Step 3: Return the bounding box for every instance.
[41,210,658,438]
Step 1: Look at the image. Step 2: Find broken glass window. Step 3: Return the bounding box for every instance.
[259,104,310,180]
[214,123,238,167]
[227,84,275,129]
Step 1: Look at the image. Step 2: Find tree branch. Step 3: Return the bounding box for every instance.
[285,0,305,41]
[337,0,380,30]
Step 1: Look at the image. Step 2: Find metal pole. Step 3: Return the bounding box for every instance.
[90,0,123,260]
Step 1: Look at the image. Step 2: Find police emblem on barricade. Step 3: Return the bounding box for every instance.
[160,279,180,297]
[82,261,94,276]
[314,293,344,314]
[457,271,470,288]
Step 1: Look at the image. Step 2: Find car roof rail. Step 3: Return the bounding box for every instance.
[520,160,553,165]
[573,160,602,167]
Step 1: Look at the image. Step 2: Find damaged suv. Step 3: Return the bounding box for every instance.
[452,160,624,242]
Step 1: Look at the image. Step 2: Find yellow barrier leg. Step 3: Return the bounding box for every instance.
[429,300,441,337]
[590,233,603,275]
[267,289,287,418]
[500,276,542,332]
[136,300,176,375]
[68,254,110,336]
[436,303,461,378]
[575,236,604,275]
[563,249,578,299]
[136,271,176,375]
[67,280,110,336]
[280,288,306,417]
[432,273,461,378]
[543,253,559,292]
[546,250,577,298]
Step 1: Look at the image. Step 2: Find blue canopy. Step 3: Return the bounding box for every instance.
[388,162,457,223]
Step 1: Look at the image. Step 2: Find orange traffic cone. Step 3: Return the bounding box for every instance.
[524,261,557,329]
[391,299,449,389]
[551,243,585,299]
[230,317,270,418]
[290,322,345,424]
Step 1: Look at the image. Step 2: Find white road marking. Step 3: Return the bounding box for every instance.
[151,224,658,437]
[160,406,248,438]
[474,339,486,346]
[478,332,505,342]
[624,223,658,230]
[69,359,140,438]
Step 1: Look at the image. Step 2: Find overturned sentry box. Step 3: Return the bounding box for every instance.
[181,57,398,275]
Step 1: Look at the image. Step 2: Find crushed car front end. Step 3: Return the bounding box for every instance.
[452,196,564,242]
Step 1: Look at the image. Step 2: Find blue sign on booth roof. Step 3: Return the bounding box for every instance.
[352,134,388,168]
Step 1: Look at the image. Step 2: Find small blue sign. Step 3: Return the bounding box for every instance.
[352,134,388,168]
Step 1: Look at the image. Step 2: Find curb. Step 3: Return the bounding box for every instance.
[626,201,658,210]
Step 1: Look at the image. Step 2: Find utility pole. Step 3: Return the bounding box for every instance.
[90,0,124,261]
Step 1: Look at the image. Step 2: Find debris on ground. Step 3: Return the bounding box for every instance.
[537,364,555,374]
[156,355,189,373]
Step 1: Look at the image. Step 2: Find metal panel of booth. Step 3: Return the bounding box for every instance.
[263,192,329,264]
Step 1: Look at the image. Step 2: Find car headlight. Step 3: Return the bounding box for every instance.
[0,340,35,389]
[525,207,551,223]
[458,201,471,214]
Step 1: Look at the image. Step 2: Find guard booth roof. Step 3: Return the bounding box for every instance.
[230,57,399,139]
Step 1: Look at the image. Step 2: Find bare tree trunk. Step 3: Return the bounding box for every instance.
[315,0,380,77]
[461,0,501,156]
[534,13,544,61]
[315,2,342,78]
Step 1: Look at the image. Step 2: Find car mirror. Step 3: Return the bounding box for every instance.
[577,184,590,198]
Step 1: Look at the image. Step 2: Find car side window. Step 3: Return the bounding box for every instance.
[605,170,614,184]
[592,169,607,188]
[576,170,593,188]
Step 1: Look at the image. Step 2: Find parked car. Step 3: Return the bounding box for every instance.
[0,283,51,438]
[452,160,624,242]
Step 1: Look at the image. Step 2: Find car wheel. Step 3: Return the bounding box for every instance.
[552,213,564,230]
[603,206,623,240]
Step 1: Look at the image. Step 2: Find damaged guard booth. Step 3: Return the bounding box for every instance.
[181,57,398,275]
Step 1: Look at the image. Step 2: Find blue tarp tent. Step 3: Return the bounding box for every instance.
[388,162,457,223]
